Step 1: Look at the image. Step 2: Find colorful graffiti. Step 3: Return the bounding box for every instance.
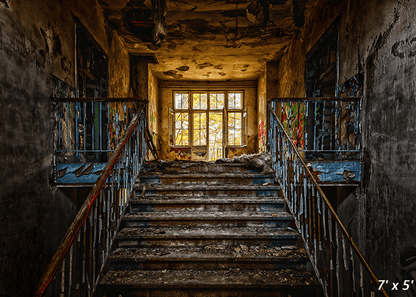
[259,121,266,148]
[282,102,305,149]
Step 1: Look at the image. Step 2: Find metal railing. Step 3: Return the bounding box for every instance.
[55,97,143,163]
[34,101,148,297]
[270,97,361,160]
[268,101,388,297]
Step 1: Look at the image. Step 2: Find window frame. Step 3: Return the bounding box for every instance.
[170,90,246,151]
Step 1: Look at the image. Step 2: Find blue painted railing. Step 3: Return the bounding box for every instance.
[55,97,143,163]
[268,102,388,297]
[34,101,148,297]
[270,97,361,161]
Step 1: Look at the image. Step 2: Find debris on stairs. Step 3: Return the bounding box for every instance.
[96,160,321,297]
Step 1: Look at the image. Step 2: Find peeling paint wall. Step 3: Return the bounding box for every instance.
[148,65,159,157]
[158,81,258,161]
[274,0,416,291]
[0,1,129,295]
[257,61,280,153]
[257,66,267,153]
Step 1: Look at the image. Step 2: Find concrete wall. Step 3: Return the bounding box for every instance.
[274,0,416,292]
[257,61,280,153]
[257,66,267,152]
[158,80,258,161]
[148,65,159,155]
[0,1,129,296]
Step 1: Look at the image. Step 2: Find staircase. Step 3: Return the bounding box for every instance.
[96,161,321,297]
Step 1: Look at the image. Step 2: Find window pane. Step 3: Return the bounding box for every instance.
[193,113,207,146]
[228,92,242,109]
[210,93,225,110]
[175,112,189,146]
[193,93,207,109]
[228,112,242,145]
[209,112,223,160]
[175,93,189,109]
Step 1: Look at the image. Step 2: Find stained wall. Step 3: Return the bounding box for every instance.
[0,1,129,296]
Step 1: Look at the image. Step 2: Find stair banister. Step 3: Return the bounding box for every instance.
[34,100,148,297]
[268,101,388,297]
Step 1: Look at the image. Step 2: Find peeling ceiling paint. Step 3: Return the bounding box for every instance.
[101,0,311,81]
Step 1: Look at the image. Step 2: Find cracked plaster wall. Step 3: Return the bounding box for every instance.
[0,1,129,296]
[274,0,416,292]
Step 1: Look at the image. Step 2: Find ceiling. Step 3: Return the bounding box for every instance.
[99,0,310,81]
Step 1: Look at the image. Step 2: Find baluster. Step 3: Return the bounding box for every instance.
[68,244,74,297]
[84,102,86,152]
[60,254,65,297]
[336,226,341,297]
[322,101,325,151]
[66,102,70,152]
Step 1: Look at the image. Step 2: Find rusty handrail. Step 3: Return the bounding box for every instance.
[33,100,148,297]
[268,101,388,297]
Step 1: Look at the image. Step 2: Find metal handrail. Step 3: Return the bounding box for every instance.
[268,101,388,297]
[34,100,148,297]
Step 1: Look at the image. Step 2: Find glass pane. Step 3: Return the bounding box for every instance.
[193,113,207,146]
[175,93,189,109]
[228,112,242,145]
[193,93,207,109]
[228,92,242,109]
[174,112,189,146]
[210,93,225,110]
[209,112,223,161]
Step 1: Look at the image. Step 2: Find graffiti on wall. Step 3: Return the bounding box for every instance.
[282,102,306,149]
[259,121,267,152]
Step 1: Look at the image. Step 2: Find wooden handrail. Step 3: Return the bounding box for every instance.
[33,100,148,297]
[268,101,388,297]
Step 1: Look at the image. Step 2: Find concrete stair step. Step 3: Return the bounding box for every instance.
[108,246,309,271]
[129,197,286,212]
[143,161,263,174]
[122,211,293,228]
[116,227,300,248]
[97,269,320,297]
[134,184,281,197]
[138,173,275,186]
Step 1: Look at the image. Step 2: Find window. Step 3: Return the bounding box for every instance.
[171,90,245,160]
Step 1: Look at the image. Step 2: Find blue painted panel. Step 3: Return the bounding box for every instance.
[309,161,361,182]
[56,163,106,184]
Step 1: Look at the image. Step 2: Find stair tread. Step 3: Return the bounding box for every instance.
[134,184,280,190]
[99,269,318,287]
[130,197,285,203]
[139,173,275,178]
[123,211,292,220]
[108,246,308,262]
[117,227,300,239]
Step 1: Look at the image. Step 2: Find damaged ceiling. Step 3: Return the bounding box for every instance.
[100,0,311,80]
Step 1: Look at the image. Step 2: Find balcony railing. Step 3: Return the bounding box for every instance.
[55,97,143,163]
[34,101,148,297]
[268,101,388,297]
[269,97,361,161]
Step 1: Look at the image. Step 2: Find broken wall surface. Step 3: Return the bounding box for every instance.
[0,1,129,296]
[148,65,158,154]
[257,61,280,153]
[159,80,258,161]
[275,0,416,292]
[257,66,267,152]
